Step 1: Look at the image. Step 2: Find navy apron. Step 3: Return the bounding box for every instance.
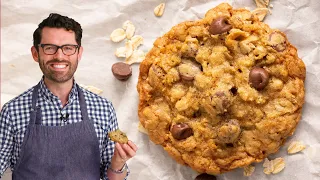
[12,83,101,180]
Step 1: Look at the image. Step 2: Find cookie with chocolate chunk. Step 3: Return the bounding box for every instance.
[137,3,305,174]
[108,129,128,144]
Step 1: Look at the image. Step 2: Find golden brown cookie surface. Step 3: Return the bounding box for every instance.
[137,3,305,174]
[108,129,128,144]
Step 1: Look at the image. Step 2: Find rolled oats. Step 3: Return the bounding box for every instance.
[263,157,285,174]
[263,158,273,175]
[125,49,146,65]
[122,20,131,30]
[115,47,126,58]
[185,36,199,43]
[243,165,255,176]
[110,28,126,42]
[287,141,306,154]
[272,158,285,174]
[252,8,269,21]
[110,20,146,66]
[254,0,270,8]
[154,3,165,17]
[131,35,144,49]
[239,35,258,54]
[123,20,135,39]
[125,41,134,58]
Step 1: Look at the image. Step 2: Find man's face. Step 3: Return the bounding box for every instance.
[31,27,83,84]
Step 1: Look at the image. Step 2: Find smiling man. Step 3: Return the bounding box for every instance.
[0,13,137,180]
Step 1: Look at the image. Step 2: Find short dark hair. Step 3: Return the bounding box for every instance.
[33,13,82,51]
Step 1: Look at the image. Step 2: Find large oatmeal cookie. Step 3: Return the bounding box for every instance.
[137,3,305,174]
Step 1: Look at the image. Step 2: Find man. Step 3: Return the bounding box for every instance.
[0,13,137,180]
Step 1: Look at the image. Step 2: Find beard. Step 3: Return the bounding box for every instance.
[38,56,78,83]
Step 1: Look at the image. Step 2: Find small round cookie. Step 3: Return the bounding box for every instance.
[108,129,128,144]
[137,3,306,174]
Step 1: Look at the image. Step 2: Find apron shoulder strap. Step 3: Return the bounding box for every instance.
[29,83,41,125]
[76,84,90,122]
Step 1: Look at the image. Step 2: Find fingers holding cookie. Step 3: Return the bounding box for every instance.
[112,141,138,170]
[116,141,138,160]
[110,135,138,172]
[108,129,138,163]
[127,140,138,152]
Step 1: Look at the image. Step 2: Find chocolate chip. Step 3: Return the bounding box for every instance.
[212,91,231,114]
[192,110,201,118]
[226,143,234,148]
[249,67,269,90]
[215,91,225,97]
[195,173,217,180]
[230,87,237,95]
[111,62,132,81]
[209,17,232,35]
[171,123,193,140]
[178,59,202,81]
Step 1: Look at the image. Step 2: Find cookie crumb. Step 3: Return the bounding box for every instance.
[80,84,103,95]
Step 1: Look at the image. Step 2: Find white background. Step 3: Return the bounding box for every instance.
[1,0,320,179]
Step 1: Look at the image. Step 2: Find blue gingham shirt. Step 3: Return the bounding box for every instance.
[0,78,124,179]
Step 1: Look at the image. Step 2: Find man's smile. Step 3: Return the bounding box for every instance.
[49,63,69,71]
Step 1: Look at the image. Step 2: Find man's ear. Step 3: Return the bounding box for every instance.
[77,46,83,61]
[31,46,39,62]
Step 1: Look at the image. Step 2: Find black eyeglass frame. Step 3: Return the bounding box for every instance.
[38,44,80,56]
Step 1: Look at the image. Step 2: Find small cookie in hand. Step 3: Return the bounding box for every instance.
[108,129,129,144]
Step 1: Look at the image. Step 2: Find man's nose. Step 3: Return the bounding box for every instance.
[53,48,64,60]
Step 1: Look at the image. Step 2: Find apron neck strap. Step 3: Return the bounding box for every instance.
[30,83,41,125]
[76,84,89,122]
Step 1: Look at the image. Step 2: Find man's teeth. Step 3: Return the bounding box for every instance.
[53,64,67,69]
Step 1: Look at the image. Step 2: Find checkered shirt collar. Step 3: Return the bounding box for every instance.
[39,77,78,103]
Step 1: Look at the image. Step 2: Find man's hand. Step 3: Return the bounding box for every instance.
[112,141,137,170]
[107,140,138,180]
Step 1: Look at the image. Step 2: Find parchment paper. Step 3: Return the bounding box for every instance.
[1,0,320,179]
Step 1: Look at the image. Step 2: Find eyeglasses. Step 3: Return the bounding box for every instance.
[38,44,79,56]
